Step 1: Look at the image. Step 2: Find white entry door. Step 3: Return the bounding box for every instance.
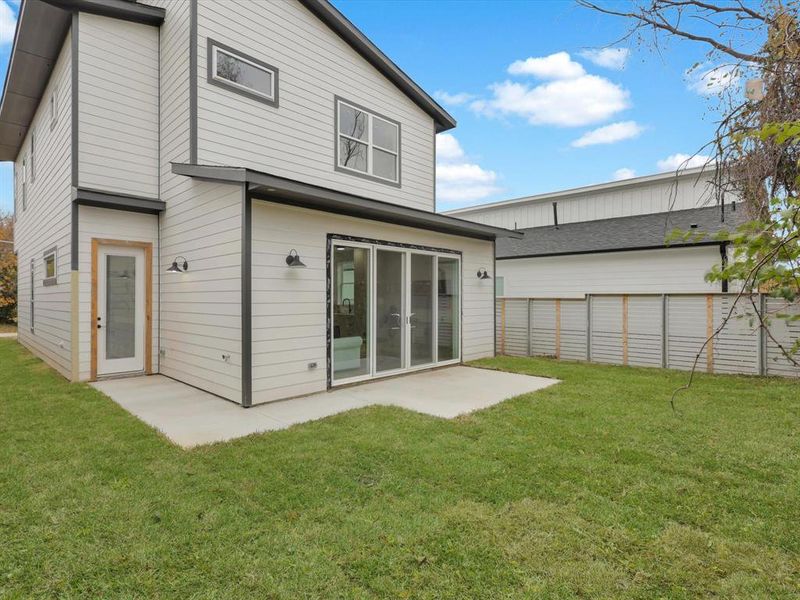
[97,245,146,376]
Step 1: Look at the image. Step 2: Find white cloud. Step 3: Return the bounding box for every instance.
[435,133,464,162]
[435,134,502,205]
[612,168,636,181]
[571,120,643,148]
[579,48,629,70]
[656,153,712,171]
[471,75,630,127]
[508,52,586,80]
[686,63,740,96]
[0,1,17,45]
[434,90,475,106]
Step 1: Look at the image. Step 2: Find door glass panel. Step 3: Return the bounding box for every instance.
[333,245,370,379]
[106,255,136,359]
[410,253,434,366]
[376,250,404,373]
[437,257,460,362]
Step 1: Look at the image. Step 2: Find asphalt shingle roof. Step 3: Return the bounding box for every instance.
[496,205,743,259]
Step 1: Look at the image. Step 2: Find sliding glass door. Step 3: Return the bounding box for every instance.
[331,240,461,386]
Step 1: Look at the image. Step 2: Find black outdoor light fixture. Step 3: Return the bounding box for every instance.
[285,249,306,268]
[477,267,491,280]
[166,256,189,273]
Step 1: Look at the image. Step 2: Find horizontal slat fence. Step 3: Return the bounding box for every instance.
[496,293,800,378]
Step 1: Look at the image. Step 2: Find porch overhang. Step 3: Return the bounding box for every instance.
[171,163,522,241]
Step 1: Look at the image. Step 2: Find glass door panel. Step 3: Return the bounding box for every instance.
[437,256,460,362]
[376,249,404,373]
[409,253,434,367]
[332,245,370,380]
[106,255,137,360]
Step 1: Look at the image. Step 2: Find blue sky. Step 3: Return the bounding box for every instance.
[0,0,736,212]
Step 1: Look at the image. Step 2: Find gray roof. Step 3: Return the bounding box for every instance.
[497,205,743,259]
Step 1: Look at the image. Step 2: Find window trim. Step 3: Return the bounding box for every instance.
[43,246,58,286]
[206,38,279,108]
[334,96,401,188]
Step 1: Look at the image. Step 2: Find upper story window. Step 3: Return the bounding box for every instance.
[208,39,279,107]
[335,98,400,186]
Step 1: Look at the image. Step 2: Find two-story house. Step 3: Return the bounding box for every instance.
[2,0,518,406]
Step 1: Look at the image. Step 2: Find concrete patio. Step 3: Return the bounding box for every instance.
[91,366,558,448]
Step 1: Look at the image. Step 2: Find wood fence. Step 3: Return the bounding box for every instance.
[496,293,800,377]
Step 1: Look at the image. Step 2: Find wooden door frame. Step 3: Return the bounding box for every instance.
[91,238,153,381]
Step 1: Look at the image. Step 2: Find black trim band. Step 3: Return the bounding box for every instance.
[73,187,165,214]
[43,0,166,25]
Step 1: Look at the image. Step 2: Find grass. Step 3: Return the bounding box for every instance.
[1,340,799,598]
[0,321,16,334]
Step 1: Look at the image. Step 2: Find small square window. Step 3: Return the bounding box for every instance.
[208,39,279,107]
[335,99,400,186]
[43,247,57,286]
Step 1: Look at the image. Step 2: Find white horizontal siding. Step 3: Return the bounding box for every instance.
[453,175,721,230]
[498,246,723,297]
[251,202,494,404]
[15,31,73,379]
[196,0,435,212]
[77,207,159,380]
[77,13,159,198]
[158,178,243,403]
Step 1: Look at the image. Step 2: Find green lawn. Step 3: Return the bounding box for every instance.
[1,340,799,598]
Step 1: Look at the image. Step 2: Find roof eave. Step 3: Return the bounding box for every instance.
[171,163,520,241]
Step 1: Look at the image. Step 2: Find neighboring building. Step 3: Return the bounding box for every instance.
[2,0,517,406]
[445,169,740,297]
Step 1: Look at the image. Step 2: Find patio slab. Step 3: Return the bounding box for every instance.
[91,366,558,448]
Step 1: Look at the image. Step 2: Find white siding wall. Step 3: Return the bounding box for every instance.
[451,174,720,230]
[196,0,436,212]
[77,13,159,198]
[77,206,159,379]
[145,0,244,403]
[14,32,73,378]
[497,246,723,297]
[158,179,243,403]
[251,202,495,404]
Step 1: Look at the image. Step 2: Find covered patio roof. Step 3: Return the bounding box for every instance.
[171,163,522,241]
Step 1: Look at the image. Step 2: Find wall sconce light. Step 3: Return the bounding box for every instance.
[166,256,189,273]
[285,249,306,268]
[477,267,491,280]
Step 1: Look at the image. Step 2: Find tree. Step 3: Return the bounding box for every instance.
[578,1,800,393]
[0,211,15,324]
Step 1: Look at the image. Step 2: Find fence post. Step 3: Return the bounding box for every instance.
[622,295,629,366]
[526,298,532,357]
[706,294,715,373]
[586,294,592,362]
[555,299,561,359]
[661,294,668,368]
[758,293,767,376]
